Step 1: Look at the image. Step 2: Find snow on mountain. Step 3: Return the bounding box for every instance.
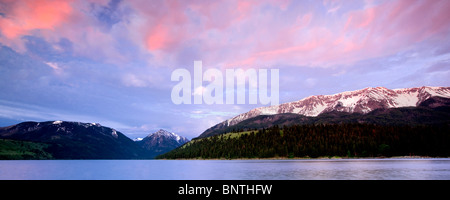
[52,120,63,125]
[149,129,188,144]
[138,129,189,147]
[224,86,450,127]
[136,129,190,157]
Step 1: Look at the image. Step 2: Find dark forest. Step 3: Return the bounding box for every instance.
[158,123,450,159]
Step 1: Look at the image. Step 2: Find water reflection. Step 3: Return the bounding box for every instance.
[0,159,449,180]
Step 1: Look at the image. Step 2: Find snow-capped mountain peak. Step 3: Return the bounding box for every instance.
[142,129,189,145]
[151,129,183,142]
[223,86,450,127]
[136,129,190,156]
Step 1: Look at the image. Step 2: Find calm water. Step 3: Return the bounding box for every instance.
[0,159,449,180]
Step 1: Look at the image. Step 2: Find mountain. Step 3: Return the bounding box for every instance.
[0,121,149,159]
[199,86,450,138]
[0,121,189,159]
[0,121,191,159]
[136,129,189,158]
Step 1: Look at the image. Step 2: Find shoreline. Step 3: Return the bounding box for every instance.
[1,156,448,161]
[158,155,449,160]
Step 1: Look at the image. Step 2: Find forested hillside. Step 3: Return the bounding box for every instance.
[157,123,450,159]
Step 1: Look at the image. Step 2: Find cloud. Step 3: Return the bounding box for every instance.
[0,0,74,52]
[186,110,237,119]
[1,0,449,69]
[249,0,450,68]
[44,62,64,75]
[0,0,132,64]
[327,5,341,14]
[426,60,450,73]
[121,73,148,88]
[338,0,450,62]
[0,0,73,39]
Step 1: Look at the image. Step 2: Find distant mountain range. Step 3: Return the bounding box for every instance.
[0,121,189,159]
[199,86,450,138]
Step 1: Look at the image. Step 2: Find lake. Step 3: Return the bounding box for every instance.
[0,158,449,180]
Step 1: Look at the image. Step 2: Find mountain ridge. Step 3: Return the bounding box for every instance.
[198,86,450,138]
[0,120,146,159]
[0,121,188,159]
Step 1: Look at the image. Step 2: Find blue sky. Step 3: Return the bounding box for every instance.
[0,0,449,139]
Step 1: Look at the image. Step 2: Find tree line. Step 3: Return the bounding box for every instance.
[157,123,450,159]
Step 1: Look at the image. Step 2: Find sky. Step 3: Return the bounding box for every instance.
[0,0,449,139]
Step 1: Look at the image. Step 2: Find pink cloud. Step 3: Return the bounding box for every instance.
[0,0,74,39]
[341,0,450,61]
[131,0,292,54]
[227,0,450,68]
[146,24,170,51]
[1,0,449,70]
[0,0,133,63]
[123,0,191,53]
[189,0,271,31]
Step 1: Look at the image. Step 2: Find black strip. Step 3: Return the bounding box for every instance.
[0,180,445,199]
